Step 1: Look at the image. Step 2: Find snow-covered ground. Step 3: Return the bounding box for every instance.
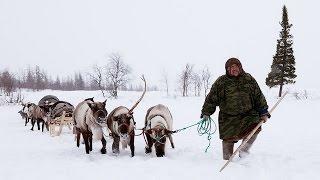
[0,89,319,180]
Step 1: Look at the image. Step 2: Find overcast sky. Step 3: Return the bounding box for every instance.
[0,0,318,89]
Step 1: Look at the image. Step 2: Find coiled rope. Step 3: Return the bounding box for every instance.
[171,117,217,152]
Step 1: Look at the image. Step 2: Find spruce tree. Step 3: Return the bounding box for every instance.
[266,5,296,97]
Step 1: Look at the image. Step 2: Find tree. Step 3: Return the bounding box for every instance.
[201,65,212,96]
[0,70,16,95]
[161,70,169,96]
[88,64,106,97]
[25,67,35,90]
[53,76,61,90]
[179,63,193,97]
[106,53,131,98]
[35,66,46,91]
[61,76,74,91]
[191,72,202,96]
[266,5,296,97]
[74,72,85,90]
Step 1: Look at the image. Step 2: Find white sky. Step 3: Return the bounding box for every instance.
[0,0,318,89]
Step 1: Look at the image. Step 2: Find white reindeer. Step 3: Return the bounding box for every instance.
[144,104,175,157]
[73,98,108,154]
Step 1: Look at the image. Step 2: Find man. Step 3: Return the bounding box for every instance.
[201,58,270,160]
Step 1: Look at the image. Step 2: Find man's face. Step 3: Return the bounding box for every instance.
[228,64,240,77]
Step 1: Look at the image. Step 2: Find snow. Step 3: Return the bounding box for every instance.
[1,89,319,180]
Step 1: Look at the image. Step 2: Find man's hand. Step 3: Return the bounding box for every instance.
[260,115,268,123]
[202,115,210,121]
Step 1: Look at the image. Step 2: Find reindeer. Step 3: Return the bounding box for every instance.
[107,76,146,157]
[73,98,108,154]
[144,104,175,157]
[27,103,49,132]
[19,102,31,126]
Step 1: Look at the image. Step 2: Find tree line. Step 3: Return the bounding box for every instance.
[1,5,296,99]
[0,57,213,99]
[0,66,88,95]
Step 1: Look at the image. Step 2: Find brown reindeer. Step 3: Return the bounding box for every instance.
[107,76,146,157]
[19,102,31,126]
[73,98,108,154]
[144,104,175,157]
[27,103,49,132]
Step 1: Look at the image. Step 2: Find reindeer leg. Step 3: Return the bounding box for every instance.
[168,134,175,149]
[156,144,165,157]
[41,120,45,132]
[112,135,120,155]
[57,125,63,136]
[82,132,90,154]
[76,130,81,147]
[129,134,135,157]
[101,136,106,154]
[145,133,153,154]
[89,132,93,152]
[31,118,35,131]
[45,122,49,131]
[37,119,40,130]
[49,125,53,137]
[25,117,28,126]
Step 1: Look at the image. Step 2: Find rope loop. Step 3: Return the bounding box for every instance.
[170,117,217,152]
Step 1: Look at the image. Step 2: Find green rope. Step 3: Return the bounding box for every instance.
[197,117,217,152]
[172,117,217,152]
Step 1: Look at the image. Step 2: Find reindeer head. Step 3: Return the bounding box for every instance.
[146,126,170,146]
[114,112,135,139]
[87,100,108,126]
[20,102,28,115]
[26,103,33,108]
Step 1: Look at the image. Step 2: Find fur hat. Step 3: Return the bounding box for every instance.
[225,57,245,76]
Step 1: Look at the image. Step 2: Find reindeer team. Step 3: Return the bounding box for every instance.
[19,76,175,157]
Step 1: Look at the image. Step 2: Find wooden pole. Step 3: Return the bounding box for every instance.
[219,91,289,172]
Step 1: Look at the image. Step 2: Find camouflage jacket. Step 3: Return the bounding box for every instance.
[201,73,269,140]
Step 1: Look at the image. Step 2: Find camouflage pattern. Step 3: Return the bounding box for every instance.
[201,73,268,140]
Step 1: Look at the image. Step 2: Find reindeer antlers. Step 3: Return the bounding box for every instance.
[128,75,147,113]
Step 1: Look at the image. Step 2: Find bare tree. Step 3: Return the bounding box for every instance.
[201,65,212,96]
[161,70,169,96]
[106,53,131,98]
[191,72,202,96]
[179,63,193,97]
[88,64,106,97]
[0,70,16,96]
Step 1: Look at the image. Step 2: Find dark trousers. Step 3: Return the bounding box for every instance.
[222,131,259,160]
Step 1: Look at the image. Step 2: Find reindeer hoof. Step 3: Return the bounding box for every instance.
[101,148,106,154]
[112,152,119,156]
[156,154,164,157]
[112,150,119,156]
[145,147,152,154]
